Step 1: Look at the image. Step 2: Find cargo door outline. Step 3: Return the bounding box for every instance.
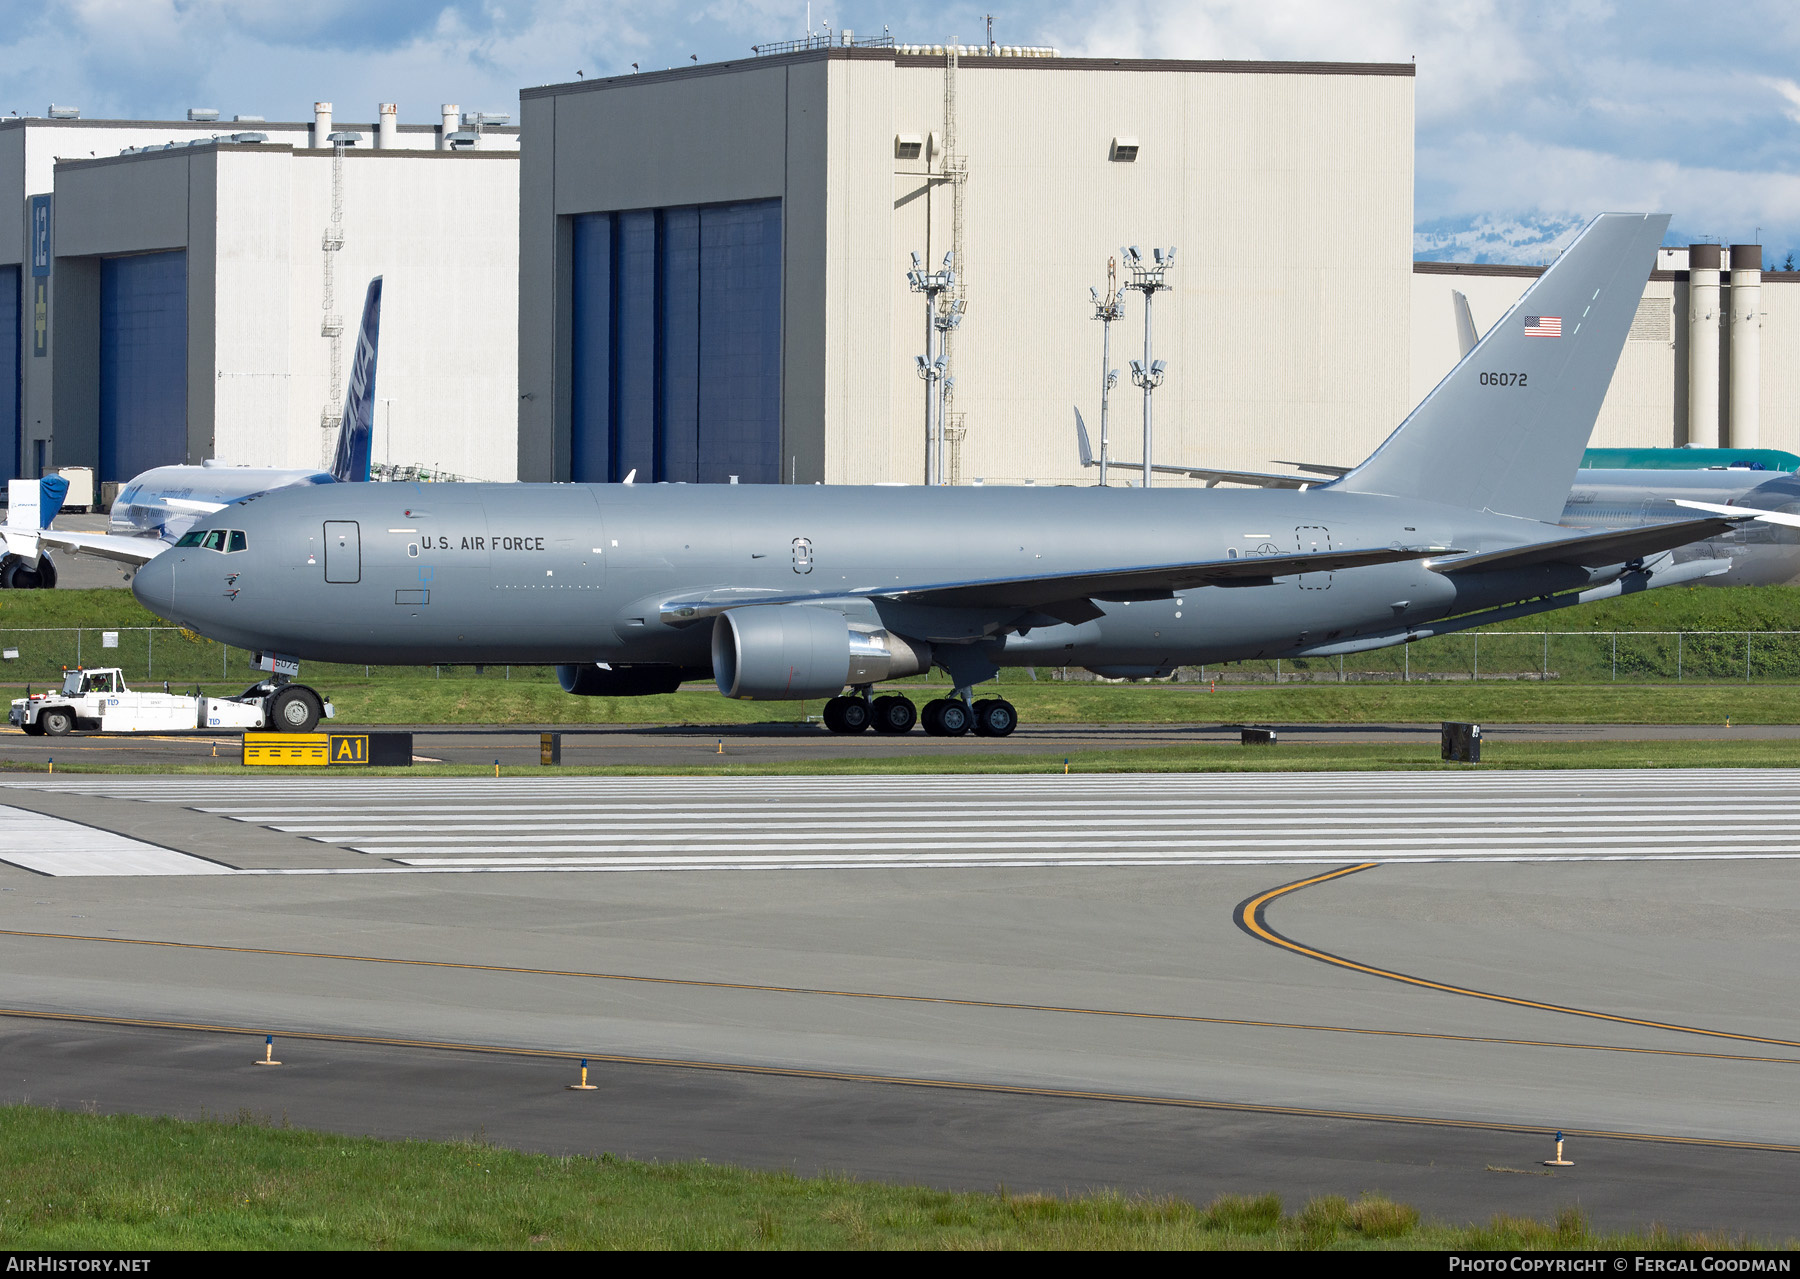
[1296,525,1332,590]
[324,521,361,583]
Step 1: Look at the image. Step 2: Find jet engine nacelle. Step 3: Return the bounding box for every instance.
[556,663,704,697]
[712,606,931,700]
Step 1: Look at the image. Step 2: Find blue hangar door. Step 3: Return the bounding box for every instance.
[0,264,18,479]
[100,250,188,484]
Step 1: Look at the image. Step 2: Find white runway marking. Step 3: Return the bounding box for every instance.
[0,805,236,877]
[5,770,1800,876]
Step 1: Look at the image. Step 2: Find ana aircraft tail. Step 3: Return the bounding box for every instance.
[1337,213,1668,522]
[329,277,382,483]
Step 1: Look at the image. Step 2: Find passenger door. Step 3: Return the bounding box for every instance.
[324,520,361,584]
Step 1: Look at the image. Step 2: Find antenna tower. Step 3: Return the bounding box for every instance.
[939,43,969,477]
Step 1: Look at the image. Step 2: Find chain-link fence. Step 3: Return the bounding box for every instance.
[1079,631,1800,684]
[0,628,559,688]
[7,626,1800,688]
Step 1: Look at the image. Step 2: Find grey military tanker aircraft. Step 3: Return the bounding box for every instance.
[131,212,1778,737]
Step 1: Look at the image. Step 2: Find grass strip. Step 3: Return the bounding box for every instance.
[8,739,1800,777]
[7,680,1800,726]
[0,1105,1778,1250]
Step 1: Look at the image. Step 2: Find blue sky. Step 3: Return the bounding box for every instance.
[7,1,1800,264]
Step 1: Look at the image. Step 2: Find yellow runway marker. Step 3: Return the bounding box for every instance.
[3,1003,1798,1154]
[3,926,1798,1067]
[1235,864,1800,1050]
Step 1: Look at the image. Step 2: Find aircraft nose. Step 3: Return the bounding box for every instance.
[132,553,176,618]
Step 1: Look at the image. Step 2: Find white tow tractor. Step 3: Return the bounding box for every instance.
[8,667,335,736]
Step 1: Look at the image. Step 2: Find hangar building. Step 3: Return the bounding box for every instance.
[1,105,518,486]
[1412,246,1800,458]
[517,42,1416,487]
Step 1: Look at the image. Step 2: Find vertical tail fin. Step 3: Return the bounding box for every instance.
[1451,289,1479,357]
[1338,213,1668,522]
[5,475,64,531]
[329,277,382,483]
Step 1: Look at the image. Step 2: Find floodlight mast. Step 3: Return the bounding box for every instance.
[1124,245,1175,488]
[1090,256,1126,486]
[907,250,956,484]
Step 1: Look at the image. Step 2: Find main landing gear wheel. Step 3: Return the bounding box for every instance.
[972,698,1018,737]
[870,695,917,735]
[268,687,322,734]
[922,698,971,737]
[823,695,872,734]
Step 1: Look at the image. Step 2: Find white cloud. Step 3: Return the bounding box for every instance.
[1766,76,1800,128]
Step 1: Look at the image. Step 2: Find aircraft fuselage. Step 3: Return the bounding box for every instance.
[132,480,1626,673]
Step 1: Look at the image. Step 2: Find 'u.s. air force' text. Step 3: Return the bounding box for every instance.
[417,536,544,551]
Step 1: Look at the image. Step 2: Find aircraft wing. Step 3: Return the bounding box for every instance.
[1427,515,1749,575]
[1074,408,1318,489]
[660,543,1455,626]
[29,528,168,567]
[1672,498,1800,529]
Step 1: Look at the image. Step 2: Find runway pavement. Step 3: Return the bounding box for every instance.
[2,769,1798,1236]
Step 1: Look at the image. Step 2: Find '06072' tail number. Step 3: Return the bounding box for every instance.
[1480,372,1528,387]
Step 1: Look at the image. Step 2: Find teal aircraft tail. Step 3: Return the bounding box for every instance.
[1338,213,1669,522]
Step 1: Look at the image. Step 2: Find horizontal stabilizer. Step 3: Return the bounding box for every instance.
[1075,407,1313,488]
[1429,515,1746,575]
[1272,460,1350,478]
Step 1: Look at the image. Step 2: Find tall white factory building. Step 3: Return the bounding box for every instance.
[1412,247,1800,458]
[0,105,518,485]
[517,43,1416,486]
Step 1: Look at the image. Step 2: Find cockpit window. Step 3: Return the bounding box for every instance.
[201,530,227,552]
[174,531,206,548]
[228,530,248,553]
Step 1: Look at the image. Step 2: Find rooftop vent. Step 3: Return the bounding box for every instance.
[233,114,264,123]
[1110,136,1139,162]
[894,132,923,160]
[47,104,79,119]
[445,130,479,149]
[187,108,220,122]
[229,132,268,144]
[326,130,363,145]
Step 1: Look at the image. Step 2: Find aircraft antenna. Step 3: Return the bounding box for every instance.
[318,132,348,467]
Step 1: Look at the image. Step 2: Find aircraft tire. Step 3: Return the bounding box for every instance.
[836,696,871,733]
[268,687,322,734]
[40,709,73,737]
[870,695,916,735]
[923,699,971,737]
[972,699,1017,737]
[823,696,870,734]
